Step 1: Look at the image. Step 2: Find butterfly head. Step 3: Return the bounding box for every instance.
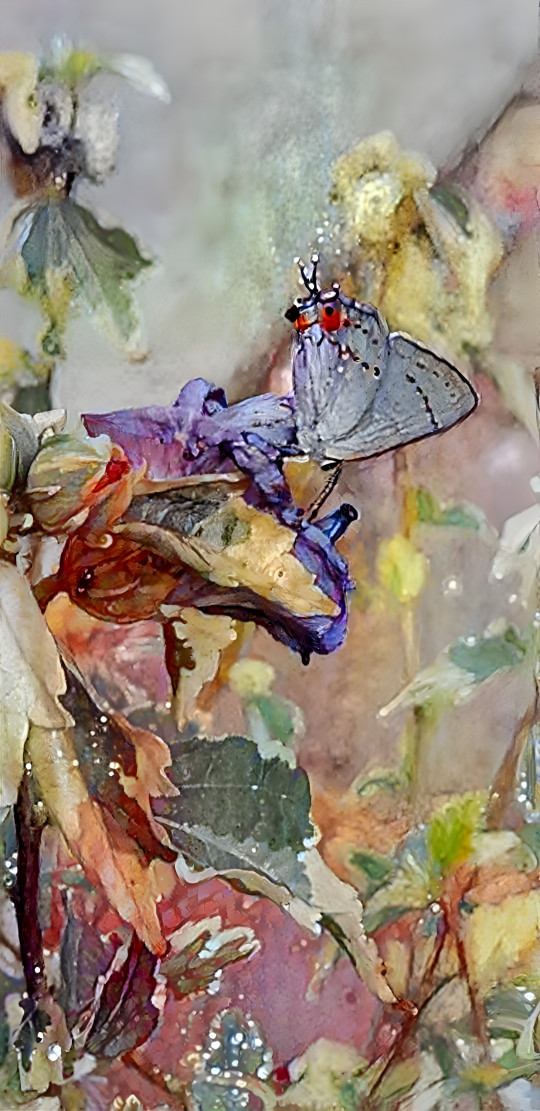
[285,255,349,335]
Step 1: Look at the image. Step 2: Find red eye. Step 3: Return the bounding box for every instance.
[294,313,312,333]
[321,304,342,332]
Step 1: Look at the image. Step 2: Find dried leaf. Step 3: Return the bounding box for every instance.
[85,936,160,1057]
[465,891,540,993]
[28,724,167,955]
[164,609,238,728]
[279,1038,367,1111]
[301,848,397,1005]
[0,562,71,808]
[161,916,259,994]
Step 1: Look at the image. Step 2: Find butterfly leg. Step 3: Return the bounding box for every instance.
[306,461,343,522]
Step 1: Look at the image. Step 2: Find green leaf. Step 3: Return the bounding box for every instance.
[448,626,529,682]
[157,737,397,1005]
[414,486,480,530]
[426,792,485,882]
[254,694,296,746]
[430,184,472,237]
[19,199,152,356]
[518,823,540,864]
[363,834,431,933]
[349,849,393,897]
[380,624,532,718]
[154,735,313,883]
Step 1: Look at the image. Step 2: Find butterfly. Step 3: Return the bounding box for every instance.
[285,256,478,470]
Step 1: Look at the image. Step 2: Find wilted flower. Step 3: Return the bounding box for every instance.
[16,385,356,662]
[83,376,299,520]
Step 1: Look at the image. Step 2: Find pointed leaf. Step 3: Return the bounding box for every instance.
[19,199,152,356]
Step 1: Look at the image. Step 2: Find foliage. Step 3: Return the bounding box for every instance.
[0,36,537,1111]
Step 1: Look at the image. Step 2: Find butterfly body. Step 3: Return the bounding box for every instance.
[286,263,478,466]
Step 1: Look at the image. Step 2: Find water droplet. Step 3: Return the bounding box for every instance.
[443,576,462,596]
[46,1043,62,1062]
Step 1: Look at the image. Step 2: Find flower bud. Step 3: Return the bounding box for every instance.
[26,429,129,532]
[0,420,17,494]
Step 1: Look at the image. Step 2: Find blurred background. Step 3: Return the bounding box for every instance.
[0,0,537,414]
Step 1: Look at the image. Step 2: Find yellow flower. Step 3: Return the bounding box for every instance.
[377,533,428,604]
[229,658,275,699]
[330,131,503,359]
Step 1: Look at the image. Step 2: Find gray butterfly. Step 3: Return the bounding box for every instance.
[286,258,478,469]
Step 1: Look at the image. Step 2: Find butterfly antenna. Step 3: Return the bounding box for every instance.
[295,253,320,295]
[307,461,343,522]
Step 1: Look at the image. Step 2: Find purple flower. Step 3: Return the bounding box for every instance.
[84,378,298,520]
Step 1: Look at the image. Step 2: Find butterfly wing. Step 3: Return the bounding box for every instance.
[329,332,477,460]
[292,302,388,463]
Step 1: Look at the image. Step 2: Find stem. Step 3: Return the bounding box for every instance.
[440,873,491,1054]
[366,924,449,1105]
[11,770,47,1002]
[485,697,537,831]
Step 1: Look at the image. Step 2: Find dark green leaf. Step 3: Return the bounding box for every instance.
[154,735,313,889]
[448,627,529,682]
[430,183,471,236]
[156,735,312,853]
[349,849,393,897]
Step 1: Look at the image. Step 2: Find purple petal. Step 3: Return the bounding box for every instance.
[84,380,298,517]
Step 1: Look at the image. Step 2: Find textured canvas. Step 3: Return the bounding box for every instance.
[0,5,538,1110]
